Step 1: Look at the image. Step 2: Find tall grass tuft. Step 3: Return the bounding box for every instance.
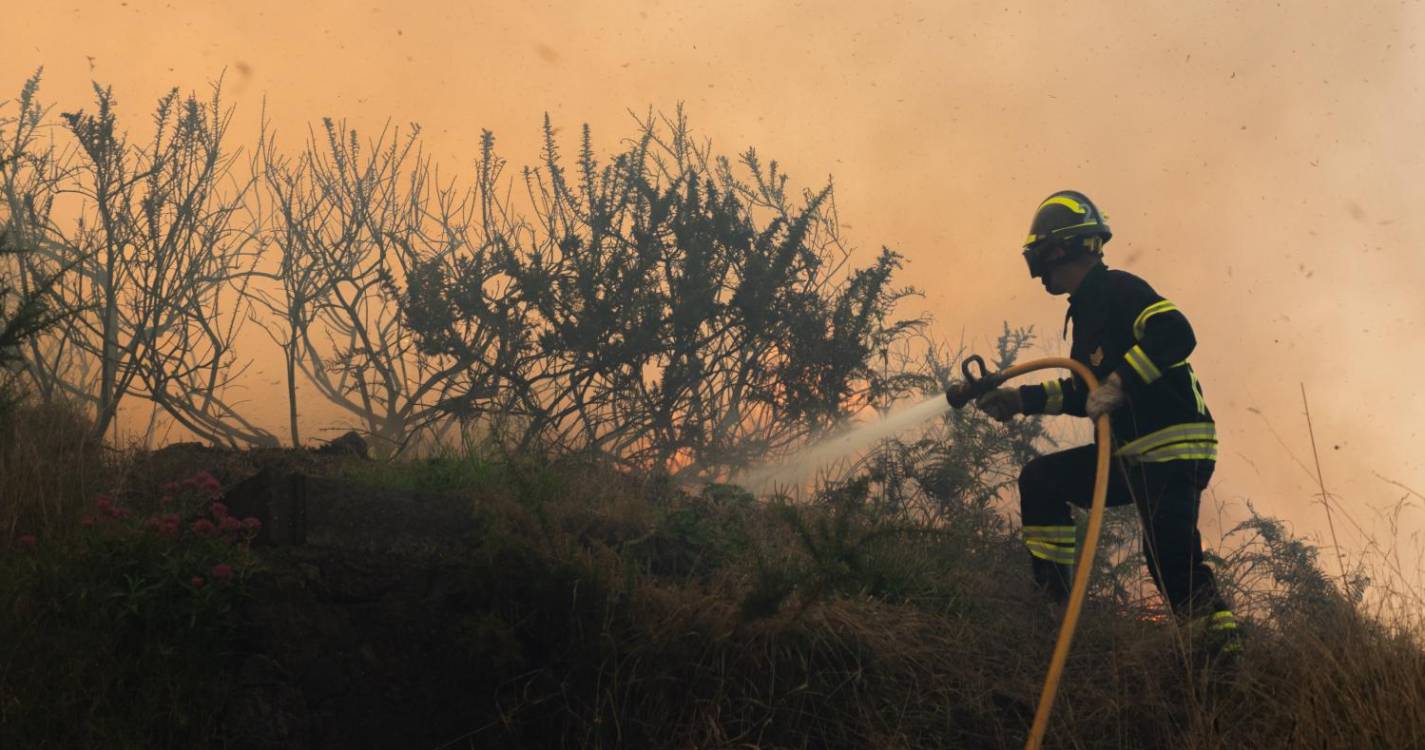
[0,396,105,543]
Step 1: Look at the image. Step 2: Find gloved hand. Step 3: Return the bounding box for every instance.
[976,387,1022,422]
[1086,372,1127,420]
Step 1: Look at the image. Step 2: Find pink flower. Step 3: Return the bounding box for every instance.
[16,534,37,550]
[210,563,233,581]
[219,516,242,533]
[97,494,128,519]
[159,495,174,506]
[241,517,262,532]
[191,518,217,537]
[210,502,229,519]
[160,482,179,493]
[192,471,222,495]
[191,575,205,588]
[145,513,180,538]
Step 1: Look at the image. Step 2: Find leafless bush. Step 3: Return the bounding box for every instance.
[1,71,273,447]
[256,117,475,454]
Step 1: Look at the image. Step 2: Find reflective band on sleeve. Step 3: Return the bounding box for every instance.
[1208,610,1238,631]
[1133,300,1180,340]
[1025,539,1077,565]
[1043,380,1064,415]
[1124,344,1163,384]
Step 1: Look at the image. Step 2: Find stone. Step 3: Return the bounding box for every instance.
[223,465,308,546]
[313,430,369,459]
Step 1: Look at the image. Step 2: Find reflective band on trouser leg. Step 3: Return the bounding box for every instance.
[1026,541,1075,564]
[1023,525,1077,542]
[1043,379,1064,415]
[1124,344,1163,384]
[1024,525,1077,565]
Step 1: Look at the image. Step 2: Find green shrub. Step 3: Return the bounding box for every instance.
[0,470,260,748]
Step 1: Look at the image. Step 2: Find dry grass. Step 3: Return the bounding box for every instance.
[453,461,1425,749]
[0,397,106,543]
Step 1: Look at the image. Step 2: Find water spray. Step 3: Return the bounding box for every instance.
[738,396,952,492]
[740,355,1005,492]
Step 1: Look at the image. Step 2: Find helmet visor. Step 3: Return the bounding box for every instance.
[1023,239,1083,279]
[1022,243,1051,278]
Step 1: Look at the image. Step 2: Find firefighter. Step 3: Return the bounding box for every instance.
[975,190,1241,657]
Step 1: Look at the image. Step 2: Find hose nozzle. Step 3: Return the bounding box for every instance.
[945,354,1004,409]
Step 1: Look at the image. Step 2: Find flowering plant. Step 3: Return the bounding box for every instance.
[2,468,264,746]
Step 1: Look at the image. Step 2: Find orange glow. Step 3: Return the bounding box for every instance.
[4,1,1424,578]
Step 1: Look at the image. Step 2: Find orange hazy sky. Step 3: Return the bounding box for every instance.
[6,1,1425,585]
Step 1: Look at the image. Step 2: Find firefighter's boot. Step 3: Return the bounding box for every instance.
[1030,557,1074,605]
[1188,608,1245,678]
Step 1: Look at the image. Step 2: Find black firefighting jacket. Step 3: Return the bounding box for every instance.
[1018,262,1217,463]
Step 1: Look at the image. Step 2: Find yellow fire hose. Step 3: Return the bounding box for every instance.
[947,356,1111,750]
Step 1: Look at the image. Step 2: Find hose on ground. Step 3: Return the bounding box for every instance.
[972,357,1112,750]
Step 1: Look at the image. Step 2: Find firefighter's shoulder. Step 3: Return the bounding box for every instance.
[1102,267,1161,300]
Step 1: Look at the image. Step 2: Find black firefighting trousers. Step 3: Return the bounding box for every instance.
[1018,444,1228,618]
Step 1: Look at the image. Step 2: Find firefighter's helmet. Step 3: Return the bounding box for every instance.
[1021,190,1112,278]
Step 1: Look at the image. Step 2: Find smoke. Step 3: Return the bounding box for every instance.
[5,0,1424,567]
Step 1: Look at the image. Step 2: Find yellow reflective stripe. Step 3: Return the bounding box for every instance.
[1025,540,1077,564]
[1133,442,1219,463]
[1212,610,1236,622]
[1189,368,1207,415]
[1043,379,1063,414]
[1050,220,1100,235]
[1040,195,1087,214]
[1023,525,1076,541]
[1117,422,1218,456]
[1124,344,1163,384]
[1133,300,1179,340]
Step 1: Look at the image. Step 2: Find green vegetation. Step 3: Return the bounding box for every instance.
[2,406,1424,747]
[1,453,260,747]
